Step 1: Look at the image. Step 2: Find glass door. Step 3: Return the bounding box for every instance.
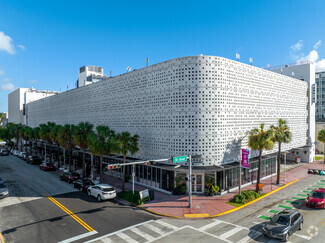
[188,173,204,193]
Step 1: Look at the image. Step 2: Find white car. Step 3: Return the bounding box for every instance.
[87,184,116,202]
[19,152,26,158]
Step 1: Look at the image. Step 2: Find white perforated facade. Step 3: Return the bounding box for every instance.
[26,56,311,166]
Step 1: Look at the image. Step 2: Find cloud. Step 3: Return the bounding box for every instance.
[0,31,15,54]
[316,59,325,72]
[2,78,11,82]
[0,83,15,91]
[17,44,26,50]
[30,80,38,84]
[299,50,319,63]
[290,40,303,52]
[314,40,322,50]
[0,70,4,76]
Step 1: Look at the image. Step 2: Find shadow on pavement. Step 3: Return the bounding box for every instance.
[248,223,269,242]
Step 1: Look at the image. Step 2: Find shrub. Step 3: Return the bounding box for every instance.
[117,190,142,205]
[205,178,220,196]
[233,194,246,204]
[231,190,260,205]
[173,183,187,195]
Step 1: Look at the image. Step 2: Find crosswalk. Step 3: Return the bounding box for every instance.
[85,217,310,243]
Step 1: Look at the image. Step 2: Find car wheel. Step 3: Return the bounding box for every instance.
[284,233,289,242]
[97,195,101,202]
[299,222,303,230]
[88,190,91,196]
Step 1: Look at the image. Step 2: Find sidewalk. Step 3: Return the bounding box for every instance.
[104,160,325,219]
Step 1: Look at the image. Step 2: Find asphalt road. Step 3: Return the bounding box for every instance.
[0,155,157,243]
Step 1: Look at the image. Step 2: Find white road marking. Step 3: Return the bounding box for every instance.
[84,220,154,243]
[115,232,138,243]
[154,220,178,230]
[98,238,113,243]
[58,230,98,243]
[219,227,242,239]
[143,223,168,235]
[199,219,222,231]
[237,231,262,243]
[130,227,155,241]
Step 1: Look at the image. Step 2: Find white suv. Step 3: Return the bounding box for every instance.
[87,184,116,202]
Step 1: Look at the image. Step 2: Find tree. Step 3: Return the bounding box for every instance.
[88,126,117,182]
[10,123,23,149]
[248,123,275,193]
[50,124,63,167]
[317,129,325,164]
[271,119,292,184]
[58,124,77,171]
[116,132,139,191]
[39,122,56,163]
[74,122,93,178]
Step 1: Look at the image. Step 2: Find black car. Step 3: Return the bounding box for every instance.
[73,178,96,192]
[262,209,303,242]
[60,172,81,183]
[27,155,43,164]
[0,149,9,156]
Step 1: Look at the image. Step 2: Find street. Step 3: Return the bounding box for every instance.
[1,154,325,242]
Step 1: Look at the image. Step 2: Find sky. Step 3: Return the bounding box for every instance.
[1,0,325,112]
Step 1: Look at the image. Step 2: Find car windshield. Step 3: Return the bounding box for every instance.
[0,184,5,189]
[271,215,289,225]
[311,191,325,199]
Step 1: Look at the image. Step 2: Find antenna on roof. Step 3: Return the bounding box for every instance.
[110,70,112,77]
[126,66,131,72]
[236,53,240,61]
[267,64,270,70]
[280,68,283,74]
[249,57,253,65]
[292,72,295,78]
[146,57,149,67]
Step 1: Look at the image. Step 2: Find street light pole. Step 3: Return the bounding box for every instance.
[189,154,192,208]
[284,152,287,181]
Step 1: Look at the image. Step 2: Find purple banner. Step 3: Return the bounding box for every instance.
[241,149,250,169]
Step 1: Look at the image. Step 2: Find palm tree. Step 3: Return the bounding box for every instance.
[74,122,93,178]
[317,129,325,164]
[88,126,117,182]
[10,123,23,150]
[39,122,56,163]
[58,124,77,171]
[271,119,292,184]
[116,132,139,191]
[248,123,275,192]
[50,124,63,167]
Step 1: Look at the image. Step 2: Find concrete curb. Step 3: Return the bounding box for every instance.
[209,179,300,218]
[0,232,5,243]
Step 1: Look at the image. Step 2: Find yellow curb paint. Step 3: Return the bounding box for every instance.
[0,232,4,243]
[209,179,300,218]
[43,192,94,232]
[184,213,210,218]
[137,206,182,218]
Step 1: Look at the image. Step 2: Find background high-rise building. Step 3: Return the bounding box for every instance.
[316,71,325,121]
[77,65,109,88]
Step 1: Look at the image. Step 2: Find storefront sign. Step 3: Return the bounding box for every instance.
[241,149,250,169]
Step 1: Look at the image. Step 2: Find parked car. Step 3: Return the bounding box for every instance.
[0,177,3,184]
[0,183,9,199]
[305,188,325,208]
[22,153,31,161]
[27,155,43,164]
[39,163,56,171]
[18,152,26,159]
[87,184,116,202]
[262,209,303,242]
[73,178,95,192]
[308,169,314,174]
[0,149,9,156]
[60,171,81,183]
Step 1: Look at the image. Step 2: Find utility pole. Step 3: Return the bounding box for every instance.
[189,154,192,208]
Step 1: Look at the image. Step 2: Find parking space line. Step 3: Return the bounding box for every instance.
[307,188,314,190]
[285,200,300,204]
[303,190,312,193]
[277,205,292,209]
[43,192,94,232]
[268,209,279,214]
[296,194,308,197]
[316,183,325,185]
[258,215,270,220]
[291,197,304,200]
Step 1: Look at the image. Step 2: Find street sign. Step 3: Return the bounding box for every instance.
[173,156,187,163]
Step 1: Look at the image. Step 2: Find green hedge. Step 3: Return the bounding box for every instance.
[232,190,262,205]
[117,190,142,205]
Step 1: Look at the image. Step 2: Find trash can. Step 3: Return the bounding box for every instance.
[149,190,154,201]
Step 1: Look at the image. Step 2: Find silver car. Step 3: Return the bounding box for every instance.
[0,183,9,199]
